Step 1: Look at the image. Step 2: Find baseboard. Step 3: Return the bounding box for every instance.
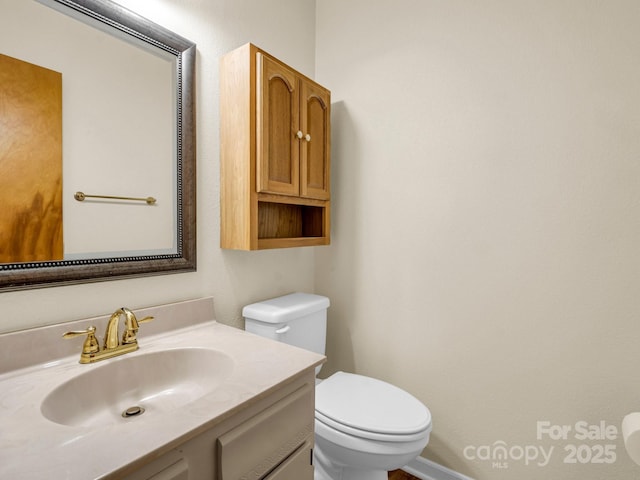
[403,456,475,480]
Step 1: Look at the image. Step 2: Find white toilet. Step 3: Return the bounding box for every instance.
[243,292,432,480]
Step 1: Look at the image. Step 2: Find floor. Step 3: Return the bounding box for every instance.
[388,470,421,480]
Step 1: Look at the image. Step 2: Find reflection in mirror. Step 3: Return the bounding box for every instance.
[0,0,196,291]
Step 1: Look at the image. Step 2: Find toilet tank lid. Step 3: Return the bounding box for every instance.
[242,292,330,324]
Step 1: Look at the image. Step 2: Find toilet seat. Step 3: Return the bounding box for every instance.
[315,411,429,443]
[315,372,432,442]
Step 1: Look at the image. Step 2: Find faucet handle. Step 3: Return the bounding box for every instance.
[63,325,100,361]
[121,308,154,345]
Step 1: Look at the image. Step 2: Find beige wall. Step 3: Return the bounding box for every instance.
[0,0,318,334]
[315,1,640,479]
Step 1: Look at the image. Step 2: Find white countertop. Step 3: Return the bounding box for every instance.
[0,313,324,479]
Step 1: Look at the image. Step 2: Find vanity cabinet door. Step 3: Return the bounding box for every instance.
[263,440,314,480]
[217,383,314,480]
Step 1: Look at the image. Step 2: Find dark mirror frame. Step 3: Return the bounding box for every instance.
[0,0,196,291]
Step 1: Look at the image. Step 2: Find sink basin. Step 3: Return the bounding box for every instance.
[41,347,234,427]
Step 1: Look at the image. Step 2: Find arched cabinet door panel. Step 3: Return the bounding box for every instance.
[300,80,330,200]
[257,54,300,197]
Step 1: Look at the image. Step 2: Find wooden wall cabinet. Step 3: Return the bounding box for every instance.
[221,43,331,250]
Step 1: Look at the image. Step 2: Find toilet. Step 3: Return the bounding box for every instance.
[243,292,432,480]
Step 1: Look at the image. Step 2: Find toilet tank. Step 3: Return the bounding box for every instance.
[242,293,330,359]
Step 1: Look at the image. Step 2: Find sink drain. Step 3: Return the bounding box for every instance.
[122,406,145,418]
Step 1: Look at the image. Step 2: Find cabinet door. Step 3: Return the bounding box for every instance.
[300,79,330,200]
[263,441,314,480]
[217,384,314,480]
[257,53,300,197]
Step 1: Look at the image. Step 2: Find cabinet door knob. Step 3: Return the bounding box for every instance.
[296,130,303,139]
[305,134,311,142]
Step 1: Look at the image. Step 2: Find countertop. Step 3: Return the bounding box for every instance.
[0,299,325,479]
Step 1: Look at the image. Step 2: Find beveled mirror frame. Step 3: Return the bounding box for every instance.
[0,0,196,291]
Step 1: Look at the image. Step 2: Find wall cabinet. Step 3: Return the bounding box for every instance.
[221,43,331,250]
[123,371,315,480]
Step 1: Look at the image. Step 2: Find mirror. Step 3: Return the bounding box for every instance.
[0,0,196,291]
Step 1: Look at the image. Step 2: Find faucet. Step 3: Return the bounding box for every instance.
[104,307,153,349]
[64,307,154,364]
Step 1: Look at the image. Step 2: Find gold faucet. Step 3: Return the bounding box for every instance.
[63,307,154,364]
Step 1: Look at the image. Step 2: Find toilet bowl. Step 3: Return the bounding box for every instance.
[243,293,432,480]
[313,371,431,480]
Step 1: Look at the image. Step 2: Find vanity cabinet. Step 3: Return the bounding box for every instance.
[122,371,315,480]
[221,43,331,250]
